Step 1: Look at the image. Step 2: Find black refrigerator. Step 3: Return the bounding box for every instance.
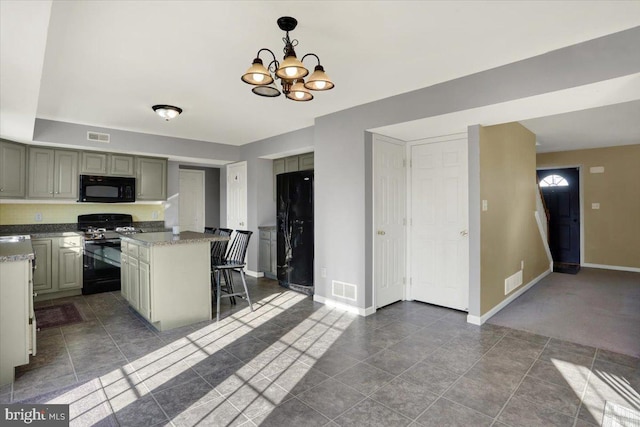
[277,170,314,295]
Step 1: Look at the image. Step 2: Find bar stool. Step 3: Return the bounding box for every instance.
[212,230,253,321]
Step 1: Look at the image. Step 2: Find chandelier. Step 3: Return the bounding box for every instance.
[241,16,334,102]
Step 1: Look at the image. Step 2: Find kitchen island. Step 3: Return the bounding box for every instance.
[0,237,36,386]
[119,231,228,331]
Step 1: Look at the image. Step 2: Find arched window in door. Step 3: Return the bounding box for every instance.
[539,174,569,187]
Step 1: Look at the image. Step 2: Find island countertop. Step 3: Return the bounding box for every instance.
[120,231,229,247]
[0,241,35,263]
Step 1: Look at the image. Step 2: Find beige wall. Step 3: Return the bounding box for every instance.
[480,123,549,315]
[0,203,164,225]
[537,144,640,269]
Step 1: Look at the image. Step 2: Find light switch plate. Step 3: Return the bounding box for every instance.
[482,200,488,211]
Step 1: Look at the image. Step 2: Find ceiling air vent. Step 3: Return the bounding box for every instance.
[87,131,110,143]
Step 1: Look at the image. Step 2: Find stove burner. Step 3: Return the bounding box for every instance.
[115,226,138,234]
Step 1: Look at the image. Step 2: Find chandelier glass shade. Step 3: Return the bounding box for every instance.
[241,16,334,101]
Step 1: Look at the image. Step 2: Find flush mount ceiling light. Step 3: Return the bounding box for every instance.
[152,105,183,121]
[241,16,334,102]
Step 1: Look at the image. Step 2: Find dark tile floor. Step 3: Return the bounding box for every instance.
[1,276,639,426]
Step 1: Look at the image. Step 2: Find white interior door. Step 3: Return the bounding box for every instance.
[374,136,406,308]
[179,169,205,232]
[410,138,469,310]
[226,161,247,231]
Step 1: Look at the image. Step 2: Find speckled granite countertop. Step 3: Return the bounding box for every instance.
[0,241,34,262]
[120,231,228,247]
[29,231,83,239]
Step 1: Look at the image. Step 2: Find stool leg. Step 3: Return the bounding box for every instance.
[216,269,222,322]
[239,269,253,312]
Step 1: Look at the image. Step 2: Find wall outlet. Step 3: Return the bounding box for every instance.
[321,267,327,278]
[482,200,488,211]
[35,213,43,222]
[152,211,158,219]
[521,260,525,270]
[592,203,600,210]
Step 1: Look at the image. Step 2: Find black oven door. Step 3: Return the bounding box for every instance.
[83,239,122,294]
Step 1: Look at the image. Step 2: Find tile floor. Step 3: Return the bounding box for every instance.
[1,276,639,426]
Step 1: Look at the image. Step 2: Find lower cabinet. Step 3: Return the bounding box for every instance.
[258,226,277,279]
[32,235,82,300]
[0,258,35,386]
[121,241,149,319]
[120,238,211,331]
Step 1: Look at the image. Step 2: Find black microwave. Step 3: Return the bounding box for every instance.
[79,175,136,203]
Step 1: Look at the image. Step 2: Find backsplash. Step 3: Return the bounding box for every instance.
[0,203,164,225]
[0,221,166,234]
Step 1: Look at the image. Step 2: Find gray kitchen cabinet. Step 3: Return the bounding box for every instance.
[120,240,150,320]
[136,156,167,200]
[32,239,52,292]
[0,257,35,385]
[80,152,135,176]
[0,140,26,198]
[272,153,313,200]
[110,154,135,176]
[299,152,314,170]
[285,156,299,172]
[28,148,79,199]
[258,226,277,279]
[32,235,82,300]
[80,152,108,174]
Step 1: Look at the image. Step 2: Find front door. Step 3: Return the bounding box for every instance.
[373,135,406,308]
[410,138,469,311]
[539,168,580,265]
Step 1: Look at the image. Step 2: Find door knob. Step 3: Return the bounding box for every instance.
[460,230,468,236]
[377,230,386,235]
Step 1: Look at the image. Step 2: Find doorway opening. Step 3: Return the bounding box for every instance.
[538,167,581,274]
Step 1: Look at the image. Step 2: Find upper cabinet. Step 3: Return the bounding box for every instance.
[0,140,26,198]
[28,148,78,199]
[272,152,313,199]
[299,152,314,170]
[80,152,134,176]
[136,156,167,201]
[1,140,166,202]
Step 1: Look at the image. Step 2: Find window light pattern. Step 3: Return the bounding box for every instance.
[540,174,569,187]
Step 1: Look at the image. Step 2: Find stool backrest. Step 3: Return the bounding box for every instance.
[225,230,252,264]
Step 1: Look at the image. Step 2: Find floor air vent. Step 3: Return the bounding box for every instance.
[87,131,110,143]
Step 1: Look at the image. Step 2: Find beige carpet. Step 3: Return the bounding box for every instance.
[488,267,640,357]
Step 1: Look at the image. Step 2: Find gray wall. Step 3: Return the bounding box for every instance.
[238,126,315,272]
[278,27,640,311]
[33,119,241,162]
[28,27,640,312]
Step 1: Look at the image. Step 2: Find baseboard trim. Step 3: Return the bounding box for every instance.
[466,268,552,325]
[582,263,640,273]
[313,295,374,316]
[245,270,263,278]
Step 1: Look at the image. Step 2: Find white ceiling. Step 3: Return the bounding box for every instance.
[2,1,640,149]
